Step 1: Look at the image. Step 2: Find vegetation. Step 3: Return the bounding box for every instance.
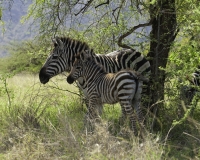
[0,0,200,159]
[0,74,164,159]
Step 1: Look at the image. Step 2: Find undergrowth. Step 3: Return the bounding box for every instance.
[0,73,199,159]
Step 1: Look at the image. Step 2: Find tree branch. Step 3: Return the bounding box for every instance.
[74,0,94,16]
[95,0,109,9]
[117,19,153,49]
[112,1,124,25]
[111,0,126,25]
[171,28,179,42]
[49,85,80,96]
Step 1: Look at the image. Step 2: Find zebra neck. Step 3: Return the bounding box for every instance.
[83,61,106,82]
[67,48,84,72]
[67,44,92,72]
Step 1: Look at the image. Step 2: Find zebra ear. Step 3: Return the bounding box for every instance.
[81,50,92,62]
[52,37,58,47]
[57,38,64,50]
[52,37,64,49]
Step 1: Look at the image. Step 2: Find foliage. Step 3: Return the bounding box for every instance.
[0,39,49,74]
[21,0,151,52]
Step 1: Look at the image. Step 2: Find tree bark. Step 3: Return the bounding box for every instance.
[147,0,177,131]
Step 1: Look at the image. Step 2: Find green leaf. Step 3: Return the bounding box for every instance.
[150,0,157,5]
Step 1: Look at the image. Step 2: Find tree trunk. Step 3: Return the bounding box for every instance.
[147,0,177,131]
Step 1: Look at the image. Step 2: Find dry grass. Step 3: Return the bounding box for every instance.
[1,118,163,160]
[0,73,200,159]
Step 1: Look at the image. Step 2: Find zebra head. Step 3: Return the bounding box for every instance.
[39,37,91,84]
[39,37,67,84]
[67,50,93,84]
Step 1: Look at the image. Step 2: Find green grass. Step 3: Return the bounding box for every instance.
[0,73,199,159]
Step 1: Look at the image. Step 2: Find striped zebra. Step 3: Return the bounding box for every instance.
[191,66,200,87]
[39,37,151,122]
[67,50,148,135]
[39,36,150,95]
[183,66,200,104]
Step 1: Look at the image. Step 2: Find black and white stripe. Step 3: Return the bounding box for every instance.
[180,66,200,106]
[39,37,151,96]
[191,66,200,87]
[67,50,148,135]
[186,66,200,103]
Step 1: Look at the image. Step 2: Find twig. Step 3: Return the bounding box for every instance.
[112,6,121,24]
[82,12,109,36]
[117,19,153,48]
[148,99,165,132]
[183,132,200,143]
[95,0,109,8]
[164,124,175,145]
[4,78,12,110]
[135,0,142,15]
[170,28,179,43]
[74,0,94,16]
[47,84,80,97]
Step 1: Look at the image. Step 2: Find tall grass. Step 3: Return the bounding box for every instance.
[0,73,199,159]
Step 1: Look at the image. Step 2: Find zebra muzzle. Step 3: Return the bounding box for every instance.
[39,67,50,84]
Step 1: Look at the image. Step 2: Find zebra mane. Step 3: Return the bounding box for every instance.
[55,37,106,73]
[87,53,106,74]
[57,37,91,52]
[76,49,106,74]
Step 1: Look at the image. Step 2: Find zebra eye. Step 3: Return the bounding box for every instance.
[52,55,58,59]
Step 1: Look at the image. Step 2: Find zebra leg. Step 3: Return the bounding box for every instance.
[85,97,103,117]
[84,97,102,132]
[84,106,96,133]
[121,103,138,135]
[132,80,144,124]
[129,113,139,136]
[119,107,127,126]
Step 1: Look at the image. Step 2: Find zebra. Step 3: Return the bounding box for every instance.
[67,50,148,135]
[39,37,150,92]
[191,66,200,86]
[183,66,200,104]
[39,36,151,120]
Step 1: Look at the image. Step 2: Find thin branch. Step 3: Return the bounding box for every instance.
[171,28,179,42]
[183,132,200,143]
[112,7,121,24]
[55,0,61,23]
[117,19,153,49]
[117,0,126,24]
[160,9,176,14]
[74,0,94,16]
[95,0,109,9]
[135,0,142,15]
[47,79,81,97]
[82,12,109,35]
[4,78,12,110]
